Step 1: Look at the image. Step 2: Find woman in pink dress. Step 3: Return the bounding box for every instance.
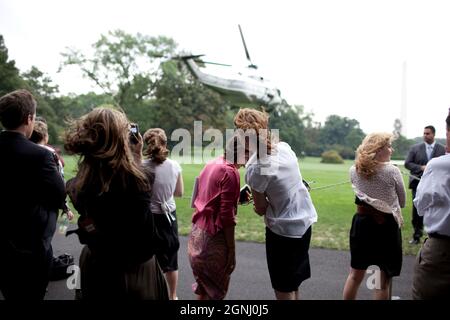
[188,134,247,300]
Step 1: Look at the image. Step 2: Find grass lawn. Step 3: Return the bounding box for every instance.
[63,156,420,256]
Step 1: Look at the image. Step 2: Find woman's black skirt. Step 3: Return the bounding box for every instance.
[153,210,180,273]
[349,211,402,277]
[265,226,312,292]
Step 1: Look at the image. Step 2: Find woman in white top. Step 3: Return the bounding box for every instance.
[234,108,318,300]
[143,128,184,300]
[343,132,406,300]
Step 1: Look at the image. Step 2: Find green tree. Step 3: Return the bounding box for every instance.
[21,66,60,144]
[60,30,177,110]
[22,66,59,98]
[53,92,115,120]
[320,115,363,146]
[269,104,306,156]
[0,35,26,97]
[345,128,365,152]
[320,115,365,159]
[300,111,323,156]
[392,134,414,160]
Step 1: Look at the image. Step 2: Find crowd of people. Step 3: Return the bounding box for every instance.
[0,89,448,300]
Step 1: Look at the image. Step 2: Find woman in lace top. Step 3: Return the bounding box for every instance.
[343,132,406,300]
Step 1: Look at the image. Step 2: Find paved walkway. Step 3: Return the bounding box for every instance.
[37,230,416,300]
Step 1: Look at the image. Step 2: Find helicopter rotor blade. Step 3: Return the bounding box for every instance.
[238,24,257,69]
[198,60,232,67]
[174,54,205,60]
[172,53,231,67]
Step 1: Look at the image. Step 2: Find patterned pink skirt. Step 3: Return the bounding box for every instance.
[187,224,233,300]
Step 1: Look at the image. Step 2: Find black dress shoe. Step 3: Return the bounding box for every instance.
[409,239,420,245]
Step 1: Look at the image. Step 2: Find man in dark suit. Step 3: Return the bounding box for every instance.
[405,125,446,244]
[0,89,66,299]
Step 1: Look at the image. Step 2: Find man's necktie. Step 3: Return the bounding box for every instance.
[427,145,433,160]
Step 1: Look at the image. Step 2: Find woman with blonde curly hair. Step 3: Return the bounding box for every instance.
[343,132,406,300]
[64,107,168,300]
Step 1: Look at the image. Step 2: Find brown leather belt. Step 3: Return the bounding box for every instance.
[356,205,387,224]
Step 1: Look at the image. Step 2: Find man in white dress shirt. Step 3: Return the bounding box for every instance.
[411,113,450,299]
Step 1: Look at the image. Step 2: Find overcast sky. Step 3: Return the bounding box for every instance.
[1,0,449,138]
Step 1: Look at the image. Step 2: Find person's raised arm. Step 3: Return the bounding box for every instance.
[252,190,269,216]
[130,133,143,165]
[394,167,406,208]
[173,173,184,197]
[223,225,236,273]
[404,147,425,175]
